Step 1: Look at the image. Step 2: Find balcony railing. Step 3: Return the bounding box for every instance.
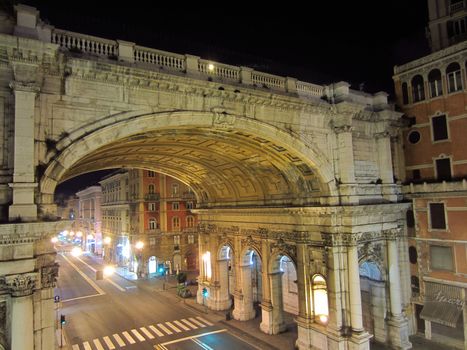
[450,0,465,14]
[144,193,160,201]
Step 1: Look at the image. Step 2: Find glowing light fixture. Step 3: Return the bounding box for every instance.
[104,237,112,245]
[62,230,68,236]
[135,241,144,250]
[76,231,83,237]
[103,265,115,277]
[71,247,82,257]
[312,275,329,324]
[202,252,211,279]
[208,63,214,72]
[87,234,94,240]
[51,237,58,244]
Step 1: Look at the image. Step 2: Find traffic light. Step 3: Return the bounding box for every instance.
[60,314,66,325]
[202,287,208,298]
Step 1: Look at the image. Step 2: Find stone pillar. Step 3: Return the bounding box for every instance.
[8,82,39,221]
[295,243,315,350]
[348,244,364,332]
[7,273,36,350]
[387,237,412,349]
[211,259,231,310]
[185,55,200,75]
[232,263,255,321]
[334,125,358,204]
[117,40,135,63]
[261,271,286,334]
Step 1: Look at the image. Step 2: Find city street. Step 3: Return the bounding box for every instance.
[55,252,257,350]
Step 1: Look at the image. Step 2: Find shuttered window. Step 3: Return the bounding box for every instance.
[429,203,446,230]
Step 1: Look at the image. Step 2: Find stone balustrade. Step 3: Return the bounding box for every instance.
[51,28,117,56]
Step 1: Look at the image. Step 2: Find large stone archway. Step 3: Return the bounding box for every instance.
[0,6,413,350]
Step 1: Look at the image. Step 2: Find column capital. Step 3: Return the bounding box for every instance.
[41,263,59,289]
[5,273,36,297]
[334,125,353,134]
[9,81,40,94]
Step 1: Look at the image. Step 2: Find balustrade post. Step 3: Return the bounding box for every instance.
[240,67,253,85]
[285,77,297,93]
[185,55,200,75]
[117,40,135,63]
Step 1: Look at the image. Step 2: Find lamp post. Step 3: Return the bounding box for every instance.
[135,240,144,278]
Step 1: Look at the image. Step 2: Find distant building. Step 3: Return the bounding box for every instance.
[393,0,467,348]
[100,169,198,277]
[76,186,102,255]
[56,195,79,221]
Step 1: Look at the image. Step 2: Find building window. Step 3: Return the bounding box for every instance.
[408,130,421,144]
[149,237,156,246]
[428,69,443,97]
[431,115,448,141]
[447,17,467,39]
[149,218,157,230]
[435,157,452,181]
[406,210,415,228]
[172,184,179,196]
[174,235,180,245]
[148,203,156,211]
[429,203,447,230]
[412,169,421,180]
[411,75,425,102]
[402,82,409,104]
[186,201,194,210]
[148,170,156,177]
[186,216,195,228]
[188,235,194,244]
[172,202,179,211]
[411,276,420,295]
[430,245,454,271]
[172,216,180,230]
[446,62,463,92]
[409,246,417,264]
[148,184,155,194]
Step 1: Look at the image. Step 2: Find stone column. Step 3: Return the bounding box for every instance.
[376,132,398,202]
[211,258,231,310]
[232,263,255,321]
[335,125,358,204]
[7,273,36,350]
[387,237,412,349]
[348,244,364,332]
[8,82,39,221]
[261,271,286,334]
[295,243,315,350]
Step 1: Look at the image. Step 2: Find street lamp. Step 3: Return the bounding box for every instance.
[135,241,144,278]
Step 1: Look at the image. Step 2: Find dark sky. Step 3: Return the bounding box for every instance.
[14,1,430,196]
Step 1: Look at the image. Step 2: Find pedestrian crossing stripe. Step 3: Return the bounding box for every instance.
[71,316,213,349]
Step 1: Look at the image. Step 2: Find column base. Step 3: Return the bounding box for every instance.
[210,297,231,311]
[260,302,286,334]
[388,316,412,350]
[296,317,330,350]
[232,302,255,321]
[348,330,372,350]
[9,203,37,221]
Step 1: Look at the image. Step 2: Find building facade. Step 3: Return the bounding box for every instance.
[393,0,467,348]
[76,186,102,255]
[101,169,198,277]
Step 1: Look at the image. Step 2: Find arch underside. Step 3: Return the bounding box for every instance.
[59,127,325,208]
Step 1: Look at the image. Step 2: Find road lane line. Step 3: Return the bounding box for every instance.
[195,316,213,326]
[93,338,105,350]
[122,331,136,344]
[72,345,80,350]
[173,320,190,331]
[83,341,92,350]
[60,254,105,295]
[157,329,227,346]
[165,321,181,333]
[112,334,126,347]
[157,323,173,335]
[192,338,214,350]
[131,329,145,342]
[103,336,116,349]
[181,318,198,329]
[62,294,103,303]
[149,325,165,337]
[189,317,207,328]
[76,256,97,271]
[140,327,155,339]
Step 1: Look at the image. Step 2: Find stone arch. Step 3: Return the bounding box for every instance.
[359,260,384,282]
[218,241,234,260]
[269,249,297,274]
[240,245,262,266]
[39,110,337,209]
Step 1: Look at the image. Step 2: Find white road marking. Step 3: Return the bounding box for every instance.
[93,338,105,350]
[189,317,207,327]
[131,329,145,342]
[140,327,155,339]
[76,255,126,292]
[60,254,106,295]
[165,321,182,333]
[193,338,214,350]
[173,320,190,331]
[83,341,92,350]
[76,256,97,272]
[61,294,103,303]
[122,331,136,344]
[112,334,126,347]
[103,336,116,349]
[157,323,173,335]
[72,345,80,350]
[196,316,213,326]
[181,318,198,329]
[157,329,227,346]
[149,325,165,337]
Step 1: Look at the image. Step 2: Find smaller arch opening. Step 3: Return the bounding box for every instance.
[447,62,463,93]
[312,274,329,324]
[411,75,425,102]
[428,69,443,97]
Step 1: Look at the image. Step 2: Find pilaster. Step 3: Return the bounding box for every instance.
[260,271,286,334]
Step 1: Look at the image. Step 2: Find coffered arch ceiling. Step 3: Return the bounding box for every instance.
[60,128,325,208]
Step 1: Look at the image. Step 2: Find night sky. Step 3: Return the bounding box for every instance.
[11,1,430,197]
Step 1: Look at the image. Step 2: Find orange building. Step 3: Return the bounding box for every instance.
[393,0,467,348]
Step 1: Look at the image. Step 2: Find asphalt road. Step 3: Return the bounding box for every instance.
[55,252,257,350]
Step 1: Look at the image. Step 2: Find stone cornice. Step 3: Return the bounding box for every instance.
[9,81,40,93]
[0,220,71,245]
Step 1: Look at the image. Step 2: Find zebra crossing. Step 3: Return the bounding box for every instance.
[71,316,214,349]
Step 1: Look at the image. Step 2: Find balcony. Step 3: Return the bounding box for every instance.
[182,191,196,200]
[450,0,465,14]
[144,193,160,201]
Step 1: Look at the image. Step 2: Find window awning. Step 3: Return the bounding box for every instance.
[420,282,465,328]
